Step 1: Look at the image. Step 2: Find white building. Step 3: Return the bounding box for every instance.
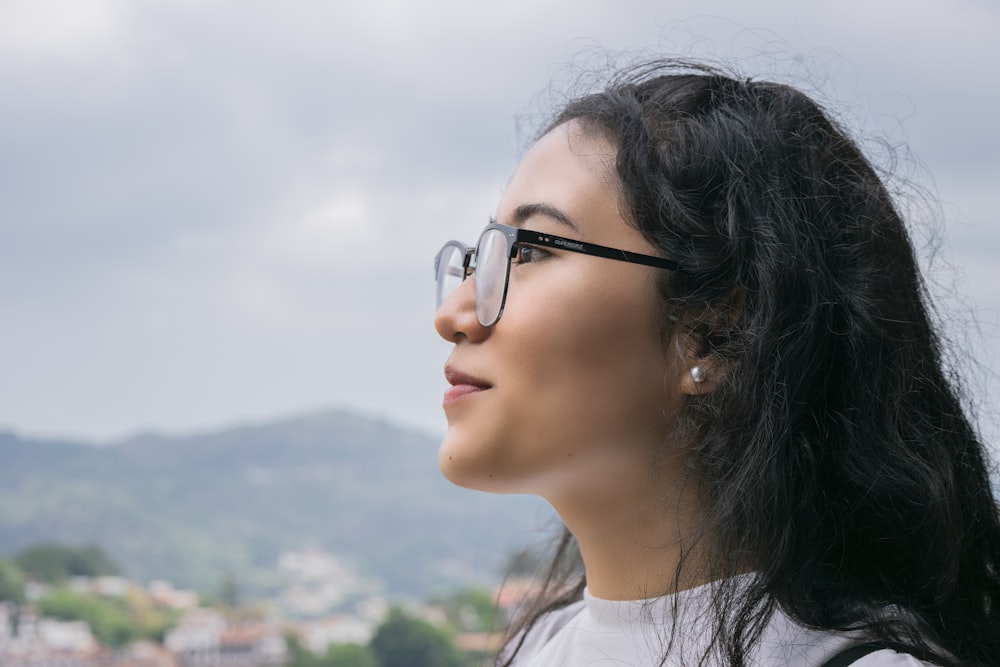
[297,614,375,654]
[164,608,226,654]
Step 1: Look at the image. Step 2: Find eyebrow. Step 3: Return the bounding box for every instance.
[509,203,579,231]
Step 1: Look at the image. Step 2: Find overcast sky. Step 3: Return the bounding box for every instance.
[1,0,998,446]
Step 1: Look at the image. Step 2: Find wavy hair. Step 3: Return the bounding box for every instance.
[499,61,1000,667]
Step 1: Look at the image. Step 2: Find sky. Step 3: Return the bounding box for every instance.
[1,0,998,446]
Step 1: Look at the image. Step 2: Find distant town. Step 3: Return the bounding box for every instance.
[0,543,536,667]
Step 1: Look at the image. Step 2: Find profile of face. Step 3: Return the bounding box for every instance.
[434,121,700,506]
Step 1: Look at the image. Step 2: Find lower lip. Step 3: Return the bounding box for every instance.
[443,384,489,406]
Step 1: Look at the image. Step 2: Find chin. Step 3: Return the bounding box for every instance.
[438,449,489,490]
[437,442,514,494]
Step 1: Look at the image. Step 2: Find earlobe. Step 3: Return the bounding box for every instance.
[680,361,722,395]
[672,333,725,396]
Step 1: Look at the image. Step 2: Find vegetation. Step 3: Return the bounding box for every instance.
[287,635,377,667]
[0,411,552,597]
[435,587,497,633]
[2,540,496,666]
[14,542,119,584]
[285,600,492,667]
[37,585,179,647]
[369,607,466,667]
[0,557,26,603]
[216,572,242,608]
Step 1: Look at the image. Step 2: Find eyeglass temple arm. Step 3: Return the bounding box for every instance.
[516,229,679,271]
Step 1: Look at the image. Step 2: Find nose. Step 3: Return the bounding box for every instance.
[434,277,491,343]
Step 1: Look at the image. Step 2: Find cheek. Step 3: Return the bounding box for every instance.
[509,269,671,447]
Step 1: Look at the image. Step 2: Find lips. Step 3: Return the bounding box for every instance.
[443,366,492,405]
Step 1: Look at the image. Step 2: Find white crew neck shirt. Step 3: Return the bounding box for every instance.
[505,579,932,666]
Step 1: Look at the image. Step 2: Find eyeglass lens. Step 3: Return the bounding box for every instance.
[435,244,466,310]
[475,228,508,326]
[435,228,513,327]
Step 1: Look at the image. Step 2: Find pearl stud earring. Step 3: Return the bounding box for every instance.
[690,366,705,384]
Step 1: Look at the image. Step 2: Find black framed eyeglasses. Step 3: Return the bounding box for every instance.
[434,222,679,327]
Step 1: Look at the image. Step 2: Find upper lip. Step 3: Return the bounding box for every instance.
[444,365,492,389]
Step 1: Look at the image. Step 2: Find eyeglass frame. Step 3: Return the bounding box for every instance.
[434,221,680,327]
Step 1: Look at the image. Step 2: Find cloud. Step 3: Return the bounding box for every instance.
[0,0,997,440]
[0,0,131,62]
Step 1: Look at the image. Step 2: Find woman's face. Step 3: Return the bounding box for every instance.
[434,122,689,502]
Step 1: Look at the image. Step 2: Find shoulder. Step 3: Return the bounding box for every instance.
[758,607,943,667]
[848,649,937,667]
[501,600,586,665]
[818,641,945,667]
[851,648,935,667]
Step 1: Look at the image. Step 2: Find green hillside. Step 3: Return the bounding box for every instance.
[0,409,554,598]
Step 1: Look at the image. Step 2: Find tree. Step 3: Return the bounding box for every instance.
[0,558,26,604]
[216,572,241,608]
[39,588,135,647]
[369,608,464,667]
[36,585,177,648]
[437,588,497,632]
[285,633,377,667]
[325,643,377,667]
[284,634,321,667]
[14,543,119,583]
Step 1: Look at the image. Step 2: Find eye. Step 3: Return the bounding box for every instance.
[513,245,549,265]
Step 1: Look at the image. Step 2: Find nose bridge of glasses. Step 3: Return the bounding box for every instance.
[457,246,473,280]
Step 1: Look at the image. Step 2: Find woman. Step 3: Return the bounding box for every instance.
[432,61,1000,667]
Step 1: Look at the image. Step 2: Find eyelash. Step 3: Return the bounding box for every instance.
[512,245,550,265]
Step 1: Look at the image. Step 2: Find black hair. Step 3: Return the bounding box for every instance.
[498,61,1000,667]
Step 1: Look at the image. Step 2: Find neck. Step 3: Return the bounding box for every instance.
[543,451,711,601]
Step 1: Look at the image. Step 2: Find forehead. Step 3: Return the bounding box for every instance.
[508,122,617,193]
[496,122,622,237]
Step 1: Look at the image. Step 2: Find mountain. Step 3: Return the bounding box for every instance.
[0,409,555,598]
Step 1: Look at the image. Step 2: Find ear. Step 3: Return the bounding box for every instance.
[674,333,726,396]
[671,286,744,396]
